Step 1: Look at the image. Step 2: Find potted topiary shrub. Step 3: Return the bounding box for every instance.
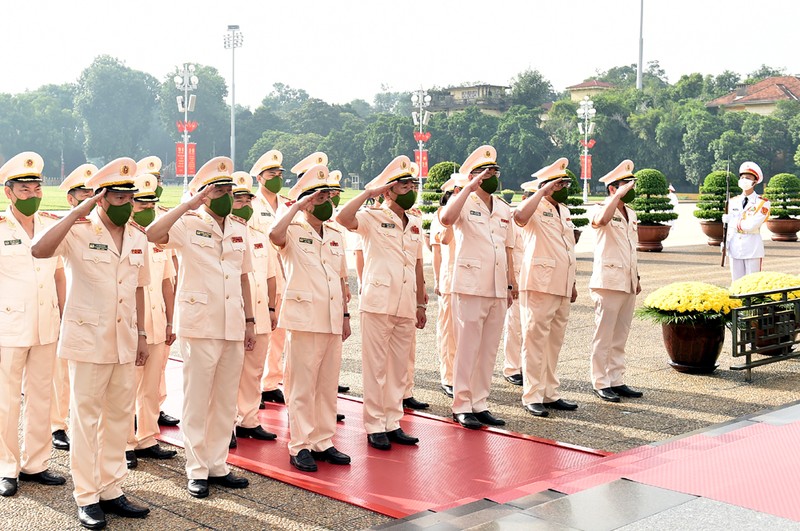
[693,170,740,246]
[563,169,589,243]
[630,168,678,252]
[763,172,800,241]
[420,161,459,232]
[501,189,515,202]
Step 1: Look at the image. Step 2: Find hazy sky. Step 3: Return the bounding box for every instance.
[3,0,797,108]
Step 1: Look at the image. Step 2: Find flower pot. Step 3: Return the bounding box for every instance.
[766,218,800,242]
[636,224,671,252]
[699,220,724,246]
[662,321,725,374]
[573,229,582,244]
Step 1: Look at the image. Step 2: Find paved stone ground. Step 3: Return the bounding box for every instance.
[2,236,798,530]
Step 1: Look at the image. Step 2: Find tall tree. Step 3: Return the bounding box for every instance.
[510,69,555,109]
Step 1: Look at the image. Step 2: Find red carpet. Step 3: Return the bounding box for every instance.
[157,360,606,517]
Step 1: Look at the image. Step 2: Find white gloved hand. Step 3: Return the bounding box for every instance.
[721,214,730,224]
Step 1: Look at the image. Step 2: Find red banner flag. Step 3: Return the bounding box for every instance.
[176,143,197,176]
[580,154,592,180]
[414,149,429,177]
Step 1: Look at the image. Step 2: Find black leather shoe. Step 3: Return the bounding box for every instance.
[290,449,318,472]
[387,428,419,445]
[367,432,391,450]
[311,446,351,465]
[0,477,18,497]
[99,495,150,518]
[235,425,277,440]
[125,450,138,469]
[336,413,345,422]
[524,403,550,417]
[593,387,621,402]
[209,472,249,489]
[157,411,180,426]
[611,385,644,398]
[453,412,483,429]
[134,444,177,460]
[474,410,506,426]
[77,503,106,529]
[261,389,285,404]
[52,429,70,450]
[337,384,350,393]
[544,399,579,411]
[402,397,429,410]
[440,384,454,398]
[19,470,66,485]
[229,432,237,449]
[504,373,523,386]
[187,479,209,498]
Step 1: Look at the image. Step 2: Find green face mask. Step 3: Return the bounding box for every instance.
[480,175,499,194]
[264,176,283,193]
[394,190,417,210]
[154,185,164,198]
[105,202,133,226]
[132,208,156,227]
[13,196,41,216]
[551,188,570,204]
[232,205,254,221]
[620,189,636,204]
[311,200,333,221]
[331,194,341,207]
[209,194,233,217]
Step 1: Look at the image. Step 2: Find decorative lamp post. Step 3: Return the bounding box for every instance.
[411,88,432,202]
[223,25,243,168]
[577,96,596,203]
[174,64,199,192]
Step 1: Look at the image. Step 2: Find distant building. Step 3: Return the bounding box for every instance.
[706,76,800,115]
[565,80,615,102]
[428,84,511,117]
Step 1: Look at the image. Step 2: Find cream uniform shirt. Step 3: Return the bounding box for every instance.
[355,206,423,320]
[142,241,176,345]
[589,200,638,293]
[448,194,514,298]
[277,221,347,334]
[0,209,61,347]
[247,223,277,336]
[251,193,288,293]
[430,215,455,295]
[54,209,150,363]
[726,193,770,259]
[164,211,253,341]
[518,200,576,297]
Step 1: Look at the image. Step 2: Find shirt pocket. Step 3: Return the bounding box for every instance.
[360,275,390,311]
[177,290,209,327]
[601,261,626,285]
[61,307,100,351]
[456,257,481,285]
[82,250,111,281]
[468,212,486,224]
[128,253,144,267]
[532,256,556,287]
[281,289,312,327]
[0,243,27,257]
[0,300,26,334]
[190,234,214,248]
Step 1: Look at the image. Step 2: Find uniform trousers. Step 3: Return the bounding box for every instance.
[361,311,414,434]
[284,330,341,456]
[261,293,285,392]
[50,356,70,433]
[589,288,636,389]
[238,332,269,429]
[127,342,168,451]
[403,334,416,399]
[520,291,570,405]
[730,257,762,282]
[158,347,170,409]
[69,359,134,506]
[502,298,523,377]
[0,343,56,477]
[452,294,506,414]
[180,337,244,479]
[436,293,456,386]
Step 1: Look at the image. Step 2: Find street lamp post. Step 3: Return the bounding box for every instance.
[223,25,243,168]
[410,88,431,202]
[174,64,199,193]
[577,96,596,203]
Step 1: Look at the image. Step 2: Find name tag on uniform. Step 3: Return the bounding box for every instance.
[195,230,212,238]
[469,210,481,217]
[381,222,396,229]
[299,237,313,245]
[3,239,21,246]
[89,242,108,251]
[261,211,272,217]
[254,243,264,249]
[232,236,243,243]
[543,212,554,218]
[612,216,622,222]
[131,249,143,254]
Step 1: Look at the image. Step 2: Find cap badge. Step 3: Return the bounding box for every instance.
[272,154,279,160]
[401,161,407,169]
[85,169,93,177]
[560,162,566,169]
[317,156,323,163]
[148,162,155,169]
[219,162,227,171]
[485,150,491,158]
[317,170,325,180]
[145,179,151,188]
[626,163,632,171]
[121,165,130,175]
[25,159,34,168]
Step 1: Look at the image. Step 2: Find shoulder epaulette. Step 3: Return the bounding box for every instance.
[230,214,247,225]
[324,222,341,233]
[184,211,201,218]
[75,217,90,223]
[496,196,510,206]
[158,205,170,212]
[39,211,62,220]
[129,221,146,234]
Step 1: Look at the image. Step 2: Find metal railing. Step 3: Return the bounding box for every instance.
[730,286,800,381]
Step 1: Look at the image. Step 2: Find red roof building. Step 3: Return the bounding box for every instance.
[706,76,800,115]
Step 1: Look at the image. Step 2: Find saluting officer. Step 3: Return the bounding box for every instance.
[0,152,66,497]
[514,158,579,417]
[723,161,771,282]
[270,164,351,472]
[32,157,152,528]
[147,157,255,499]
[50,163,98,452]
[336,156,426,451]
[439,145,514,430]
[589,160,644,403]
[125,173,178,468]
[231,171,279,443]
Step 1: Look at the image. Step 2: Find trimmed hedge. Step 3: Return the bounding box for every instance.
[693,170,740,222]
[631,168,678,225]
[764,172,800,219]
